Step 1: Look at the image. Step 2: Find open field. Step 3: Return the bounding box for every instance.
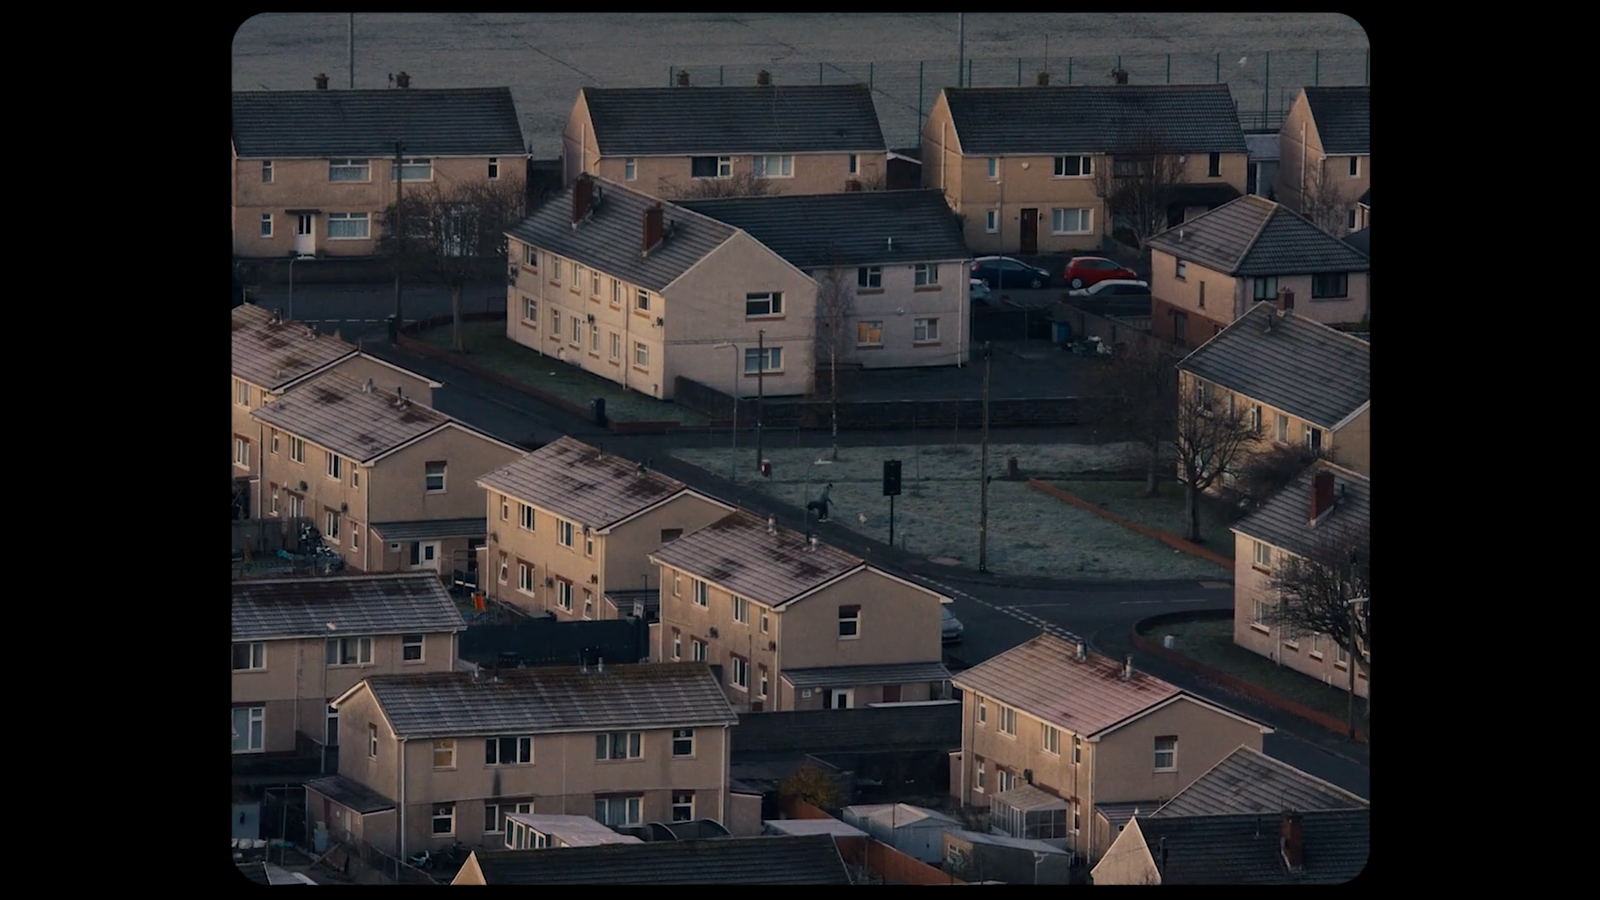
[669,442,1226,580]
[1053,478,1238,559]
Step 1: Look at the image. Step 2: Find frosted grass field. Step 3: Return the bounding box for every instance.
[670,442,1226,580]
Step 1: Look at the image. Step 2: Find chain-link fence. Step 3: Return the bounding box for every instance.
[670,48,1368,147]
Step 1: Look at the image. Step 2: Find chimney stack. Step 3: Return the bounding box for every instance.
[364,378,374,394]
[643,203,664,253]
[1277,287,1295,314]
[676,70,691,87]
[757,70,772,86]
[808,534,819,552]
[767,516,777,535]
[1076,640,1087,662]
[598,657,605,674]
[1036,72,1050,86]
[1310,470,1336,523]
[314,73,330,90]
[1280,812,1304,871]
[572,175,594,225]
[1122,655,1133,681]
[395,71,410,89]
[1110,67,1129,85]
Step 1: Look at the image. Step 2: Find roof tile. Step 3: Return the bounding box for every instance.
[250,372,451,462]
[231,572,465,641]
[1153,745,1369,817]
[680,189,969,269]
[1230,460,1370,561]
[477,436,704,531]
[1146,195,1370,276]
[649,510,862,607]
[1301,87,1370,156]
[944,85,1246,156]
[232,305,358,391]
[1137,809,1370,884]
[231,87,525,158]
[582,84,885,156]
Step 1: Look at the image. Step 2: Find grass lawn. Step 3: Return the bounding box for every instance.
[1053,479,1239,559]
[669,443,1227,581]
[414,321,711,425]
[1147,615,1370,736]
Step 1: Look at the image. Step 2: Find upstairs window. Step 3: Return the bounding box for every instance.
[1053,155,1092,177]
[390,158,432,181]
[328,159,370,181]
[745,292,783,317]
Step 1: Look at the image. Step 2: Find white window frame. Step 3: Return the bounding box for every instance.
[1276,413,1290,443]
[232,641,266,672]
[551,307,561,333]
[732,595,749,623]
[1042,723,1060,755]
[1154,736,1178,771]
[1051,207,1092,235]
[673,571,682,596]
[570,314,582,344]
[759,665,769,697]
[1253,541,1272,569]
[744,291,784,317]
[1349,156,1361,178]
[691,638,707,662]
[913,317,939,343]
[235,378,250,407]
[857,266,882,289]
[913,264,938,287]
[485,735,534,766]
[1053,155,1092,177]
[591,269,602,296]
[324,510,341,542]
[232,706,265,754]
[368,724,379,758]
[557,519,575,548]
[1253,598,1272,627]
[488,158,500,180]
[856,320,884,347]
[517,561,534,594]
[522,297,537,323]
[550,255,562,284]
[730,655,749,691]
[1251,404,1263,432]
[556,580,573,611]
[518,502,534,531]
[431,804,455,837]
[624,157,637,181]
[671,629,682,660]
[744,346,782,373]
[997,704,1017,736]
[671,791,695,822]
[838,604,861,639]
[484,800,533,834]
[582,589,593,619]
[269,489,280,516]
[262,160,274,183]
[752,155,794,178]
[975,759,986,793]
[672,728,695,757]
[985,209,998,233]
[326,636,373,667]
[402,633,424,662]
[328,158,370,182]
[591,323,601,353]
[289,437,306,463]
[760,608,770,633]
[594,796,643,826]
[1072,735,1082,764]
[326,453,342,481]
[234,436,250,469]
[634,341,649,367]
[610,331,621,361]
[498,553,509,585]
[986,157,998,179]
[270,430,280,455]
[260,213,273,238]
[327,212,370,240]
[391,158,433,182]
[425,460,447,493]
[636,287,650,311]
[433,739,456,769]
[1175,259,1187,280]
[692,579,708,607]
[977,696,987,725]
[595,731,643,760]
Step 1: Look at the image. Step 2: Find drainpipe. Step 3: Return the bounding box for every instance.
[723,723,732,826]
[1086,738,1097,862]
[362,466,371,572]
[940,121,948,192]
[1300,121,1307,209]
[960,694,971,808]
[398,737,408,863]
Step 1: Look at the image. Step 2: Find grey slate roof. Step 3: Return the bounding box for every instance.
[649,510,864,608]
[1137,809,1370,884]
[1358,188,1370,207]
[1096,801,1164,832]
[1231,461,1370,562]
[954,635,1185,737]
[781,661,952,688]
[581,84,885,156]
[1301,87,1370,156]
[1343,227,1370,257]
[232,305,358,392]
[370,518,487,541]
[1153,745,1370,818]
[231,572,465,641]
[477,436,708,531]
[231,87,525,159]
[468,834,852,884]
[603,589,660,620]
[680,189,969,270]
[1145,195,1370,277]
[943,85,1246,156]
[504,178,736,292]
[304,774,397,814]
[250,372,461,463]
[1177,303,1370,429]
[353,662,736,738]
[731,703,961,755]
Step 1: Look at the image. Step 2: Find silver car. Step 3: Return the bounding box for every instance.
[941,605,965,644]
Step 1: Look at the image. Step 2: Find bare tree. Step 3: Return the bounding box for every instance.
[1094,129,1189,248]
[814,255,856,461]
[1297,162,1349,236]
[1263,532,1370,684]
[660,171,776,200]
[1088,341,1178,496]
[779,764,846,811]
[1173,381,1261,543]
[379,174,526,351]
[1231,443,1324,512]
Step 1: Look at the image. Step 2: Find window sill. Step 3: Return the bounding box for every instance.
[913,286,943,293]
[633,309,653,318]
[857,289,885,295]
[1310,296,1350,302]
[549,281,561,288]
[1153,768,1178,774]
[590,295,602,303]
[857,344,884,351]
[1249,623,1271,635]
[1283,643,1299,652]
[609,359,621,366]
[745,315,786,321]
[744,371,783,377]
[589,352,601,359]
[402,658,428,665]
[594,757,645,764]
[328,237,372,242]
[1051,232,1093,237]
[913,341,942,347]
[633,366,651,375]
[519,319,537,328]
[1309,652,1324,661]
[838,635,861,641]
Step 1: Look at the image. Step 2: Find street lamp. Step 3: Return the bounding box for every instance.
[712,342,738,482]
[322,622,337,774]
[802,458,833,512]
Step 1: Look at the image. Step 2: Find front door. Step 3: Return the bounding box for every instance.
[295,214,316,256]
[325,704,339,747]
[826,688,854,709]
[409,541,441,572]
[1019,208,1038,254]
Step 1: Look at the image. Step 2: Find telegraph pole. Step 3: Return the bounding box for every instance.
[392,140,404,342]
[957,13,966,88]
[756,329,765,473]
[978,341,991,573]
[348,14,355,89]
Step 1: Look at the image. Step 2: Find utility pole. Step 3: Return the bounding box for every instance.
[392,140,404,342]
[957,13,966,88]
[978,341,991,573]
[348,14,355,89]
[756,329,765,473]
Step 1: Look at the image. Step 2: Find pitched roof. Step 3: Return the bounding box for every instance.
[1177,303,1370,429]
[467,834,852,884]
[580,84,885,156]
[504,813,644,847]
[942,85,1246,156]
[603,588,660,620]
[649,510,864,607]
[1244,133,1280,161]
[231,87,525,159]
[1231,460,1370,561]
[304,774,397,814]
[232,305,358,391]
[948,828,1070,854]
[680,190,969,269]
[845,803,960,829]
[347,662,736,738]
[1342,227,1370,257]
[231,572,464,641]
[953,634,1261,738]
[504,178,736,292]
[477,436,710,531]
[369,518,487,541]
[781,662,952,688]
[1153,745,1370,818]
[1358,188,1370,207]
[1136,809,1370,884]
[765,818,869,838]
[250,373,459,463]
[1096,801,1165,832]
[1301,87,1370,156]
[731,703,961,756]
[1145,195,1370,276]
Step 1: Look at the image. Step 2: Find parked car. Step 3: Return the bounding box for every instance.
[972,256,1051,290]
[969,278,992,306]
[1067,278,1150,298]
[1064,256,1139,290]
[941,605,964,644]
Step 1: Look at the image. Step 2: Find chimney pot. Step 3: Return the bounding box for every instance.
[1280,812,1304,870]
[572,175,594,225]
[1277,287,1295,314]
[395,71,410,89]
[643,203,664,254]
[767,516,777,534]
[313,73,330,90]
[757,70,771,86]
[1310,470,1336,523]
[1076,640,1087,662]
[1036,71,1050,86]
[676,70,691,87]
[1122,655,1133,680]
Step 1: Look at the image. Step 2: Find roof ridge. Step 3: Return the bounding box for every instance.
[1234,745,1373,806]
[588,176,745,236]
[1236,198,1282,268]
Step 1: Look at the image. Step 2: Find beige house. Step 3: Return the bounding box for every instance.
[1176,301,1371,478]
[231,572,464,759]
[475,436,733,621]
[949,634,1272,863]
[232,304,438,488]
[650,510,952,713]
[1231,461,1370,698]
[563,81,887,196]
[251,372,524,573]
[1276,87,1370,233]
[505,176,818,400]
[313,662,736,862]
[922,84,1248,255]
[1143,195,1371,348]
[681,190,974,371]
[231,85,524,258]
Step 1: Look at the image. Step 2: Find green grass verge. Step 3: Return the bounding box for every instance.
[414,321,711,425]
[1053,479,1238,558]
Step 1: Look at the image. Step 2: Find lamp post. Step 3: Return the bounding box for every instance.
[713,342,738,482]
[801,458,833,510]
[322,622,337,774]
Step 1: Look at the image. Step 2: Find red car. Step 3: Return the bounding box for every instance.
[1064,256,1139,290]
